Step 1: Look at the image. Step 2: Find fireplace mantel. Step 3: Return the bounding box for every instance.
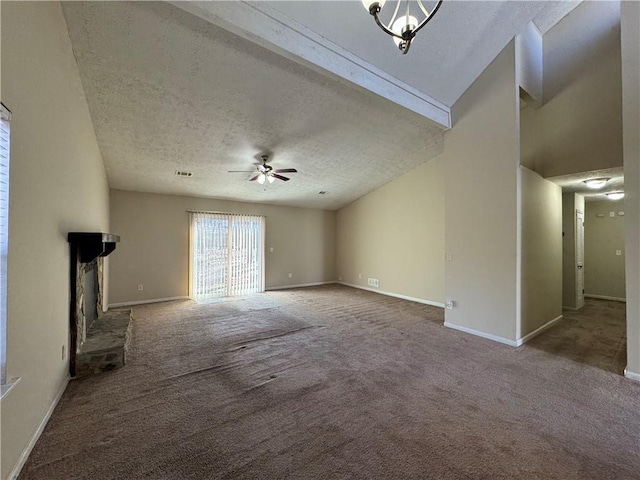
[68,232,120,263]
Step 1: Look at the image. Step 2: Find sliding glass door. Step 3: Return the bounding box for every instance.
[189,212,265,300]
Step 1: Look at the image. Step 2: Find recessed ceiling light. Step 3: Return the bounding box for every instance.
[606,191,624,200]
[584,177,610,189]
[175,170,193,177]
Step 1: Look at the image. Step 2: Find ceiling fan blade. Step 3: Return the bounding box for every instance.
[228,170,255,173]
[274,168,297,173]
[271,174,290,182]
[249,174,261,182]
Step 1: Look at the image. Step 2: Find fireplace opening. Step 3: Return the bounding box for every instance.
[83,260,99,334]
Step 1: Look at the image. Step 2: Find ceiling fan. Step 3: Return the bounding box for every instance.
[228,155,297,184]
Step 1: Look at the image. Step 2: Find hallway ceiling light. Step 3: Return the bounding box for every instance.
[362,0,443,54]
[584,177,610,189]
[606,191,624,200]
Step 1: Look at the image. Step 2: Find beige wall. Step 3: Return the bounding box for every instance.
[584,200,626,300]
[0,2,110,478]
[336,156,444,305]
[109,190,335,304]
[444,40,520,342]
[562,193,585,308]
[521,1,622,177]
[520,167,562,337]
[622,0,640,378]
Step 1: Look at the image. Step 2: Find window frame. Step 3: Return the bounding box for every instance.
[1,102,11,391]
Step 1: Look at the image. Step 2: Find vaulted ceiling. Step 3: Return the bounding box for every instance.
[62,1,580,210]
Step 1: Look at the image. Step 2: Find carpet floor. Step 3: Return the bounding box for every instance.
[19,285,640,479]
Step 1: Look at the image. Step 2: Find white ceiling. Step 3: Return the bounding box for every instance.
[265,1,580,106]
[62,1,444,210]
[62,1,581,210]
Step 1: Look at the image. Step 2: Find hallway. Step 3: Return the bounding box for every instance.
[528,298,627,375]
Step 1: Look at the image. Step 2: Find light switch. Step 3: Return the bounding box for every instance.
[445,253,453,262]
[616,250,622,256]
[610,212,616,217]
[269,247,274,253]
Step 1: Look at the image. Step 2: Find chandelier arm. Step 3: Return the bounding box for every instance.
[412,0,443,35]
[373,10,404,39]
[416,0,430,18]
[385,0,403,30]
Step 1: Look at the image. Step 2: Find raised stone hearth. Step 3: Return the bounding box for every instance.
[76,308,132,378]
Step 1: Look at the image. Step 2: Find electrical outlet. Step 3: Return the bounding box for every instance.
[367,277,373,286]
[288,273,293,279]
[61,344,66,360]
[374,279,379,287]
[137,284,144,291]
[338,275,342,281]
[616,250,622,256]
[269,247,274,253]
[358,273,362,279]
[445,300,454,310]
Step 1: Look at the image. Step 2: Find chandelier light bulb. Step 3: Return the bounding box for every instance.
[392,15,418,47]
[257,173,266,185]
[362,0,385,13]
[267,175,275,184]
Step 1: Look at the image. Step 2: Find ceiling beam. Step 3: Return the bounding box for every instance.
[169,1,451,129]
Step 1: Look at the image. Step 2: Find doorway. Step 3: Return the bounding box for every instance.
[576,210,585,308]
[189,212,265,300]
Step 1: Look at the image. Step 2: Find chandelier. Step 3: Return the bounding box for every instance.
[362,0,444,54]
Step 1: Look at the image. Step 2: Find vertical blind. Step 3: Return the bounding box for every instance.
[189,212,265,300]
[0,105,10,385]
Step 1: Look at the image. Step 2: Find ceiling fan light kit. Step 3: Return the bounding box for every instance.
[228,154,297,185]
[362,0,443,54]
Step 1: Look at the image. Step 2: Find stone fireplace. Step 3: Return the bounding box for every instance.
[68,232,127,377]
[75,257,104,349]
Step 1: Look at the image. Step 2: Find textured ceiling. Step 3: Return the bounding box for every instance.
[547,167,624,202]
[265,1,581,106]
[62,1,445,210]
[62,1,580,210]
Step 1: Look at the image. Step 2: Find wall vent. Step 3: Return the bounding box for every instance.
[175,170,193,177]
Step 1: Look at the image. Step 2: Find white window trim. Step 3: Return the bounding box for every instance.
[1,102,11,389]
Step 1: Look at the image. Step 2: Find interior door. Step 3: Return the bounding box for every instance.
[576,211,585,308]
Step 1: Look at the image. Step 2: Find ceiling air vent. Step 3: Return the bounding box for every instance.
[175,170,193,177]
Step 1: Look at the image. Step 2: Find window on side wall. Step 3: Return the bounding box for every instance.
[1,103,11,391]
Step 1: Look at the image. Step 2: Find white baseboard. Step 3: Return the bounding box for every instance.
[585,294,626,302]
[444,322,518,347]
[515,315,563,346]
[624,367,640,382]
[0,376,21,400]
[338,282,445,308]
[109,296,190,308]
[266,281,336,291]
[8,376,69,480]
